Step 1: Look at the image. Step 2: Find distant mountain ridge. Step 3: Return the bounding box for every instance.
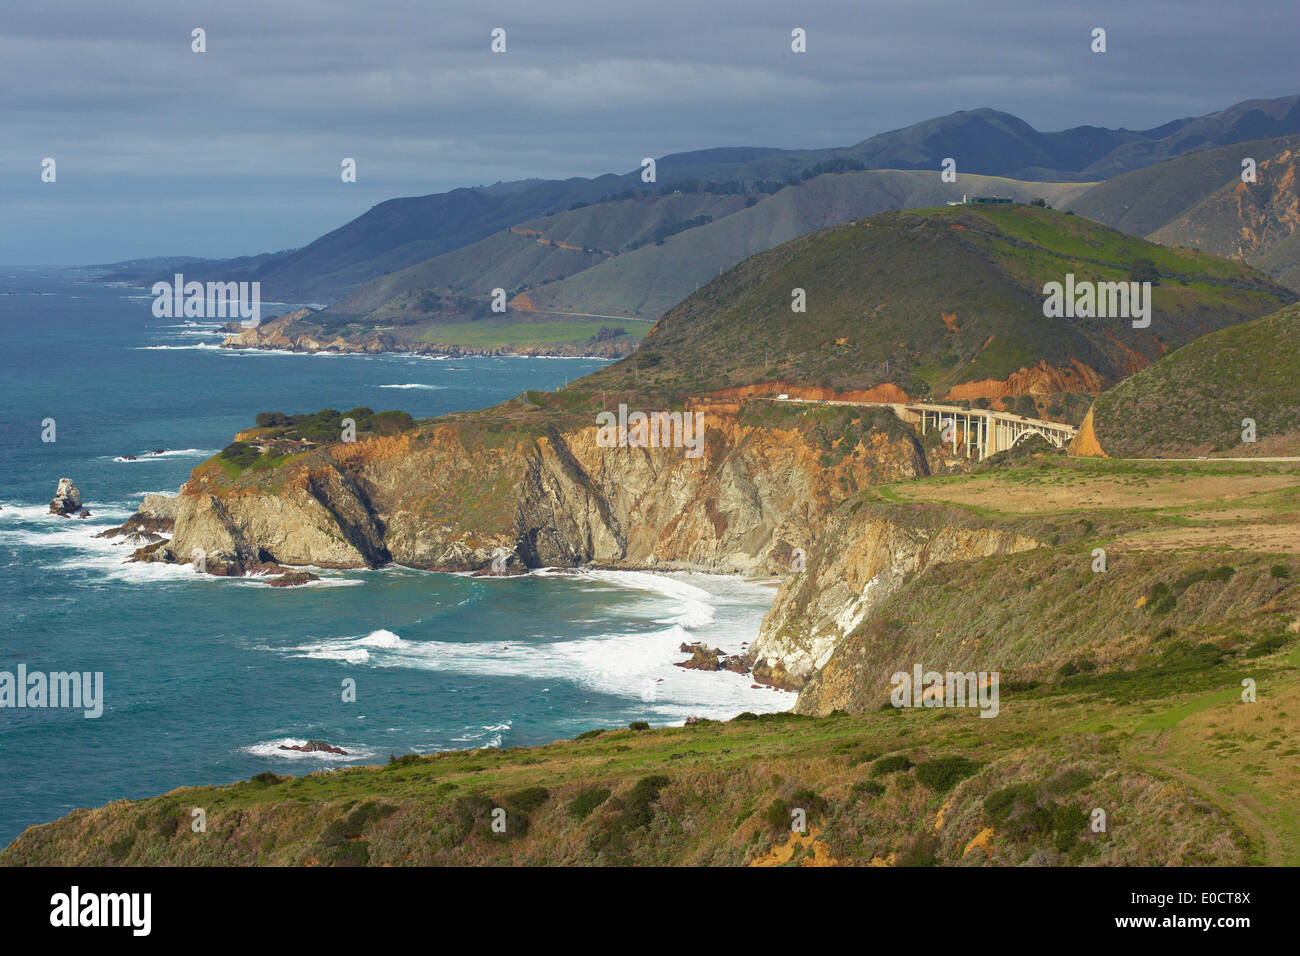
[99,94,1300,304]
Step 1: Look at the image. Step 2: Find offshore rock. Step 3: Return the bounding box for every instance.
[49,478,82,516]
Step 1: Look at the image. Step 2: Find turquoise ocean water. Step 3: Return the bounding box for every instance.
[0,269,786,845]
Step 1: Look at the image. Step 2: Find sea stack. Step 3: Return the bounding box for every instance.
[49,478,82,516]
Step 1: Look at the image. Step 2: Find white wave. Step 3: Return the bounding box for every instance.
[135,343,223,351]
[285,628,405,663]
[107,448,214,462]
[0,502,363,589]
[356,629,405,648]
[451,720,513,749]
[277,572,790,722]
[567,568,717,628]
[0,501,135,524]
[378,383,445,390]
[240,738,374,762]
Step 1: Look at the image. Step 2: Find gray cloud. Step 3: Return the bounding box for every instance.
[2,0,1296,263]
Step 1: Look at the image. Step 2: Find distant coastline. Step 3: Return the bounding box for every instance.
[217,307,641,360]
[217,337,630,361]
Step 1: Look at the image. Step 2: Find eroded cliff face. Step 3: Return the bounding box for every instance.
[143,404,932,586]
[121,401,1063,692]
[748,501,1040,690]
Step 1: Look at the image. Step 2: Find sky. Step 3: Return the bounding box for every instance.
[2,0,1297,265]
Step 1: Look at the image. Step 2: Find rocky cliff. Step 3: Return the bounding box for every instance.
[749,499,1041,689]
[122,400,953,681]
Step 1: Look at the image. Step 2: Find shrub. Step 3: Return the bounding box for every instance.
[1044,768,1092,796]
[219,441,261,469]
[983,783,1038,827]
[319,801,396,847]
[586,776,672,862]
[568,787,612,820]
[1128,258,1160,285]
[1246,634,1288,658]
[329,841,370,867]
[107,832,136,861]
[871,754,913,776]
[984,781,1089,852]
[896,832,941,867]
[1270,565,1289,579]
[622,776,671,830]
[628,721,650,731]
[848,749,882,767]
[913,756,982,793]
[505,787,550,812]
[852,779,886,797]
[764,788,829,830]
[763,799,792,830]
[1052,805,1090,853]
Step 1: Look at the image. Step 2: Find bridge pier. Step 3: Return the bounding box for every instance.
[809,399,1076,460]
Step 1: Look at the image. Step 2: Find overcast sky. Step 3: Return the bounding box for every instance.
[3,0,1296,264]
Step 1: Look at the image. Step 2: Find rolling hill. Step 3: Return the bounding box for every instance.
[1080,301,1300,458]
[578,204,1296,410]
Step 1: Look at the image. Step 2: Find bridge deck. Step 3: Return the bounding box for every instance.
[764,397,1077,460]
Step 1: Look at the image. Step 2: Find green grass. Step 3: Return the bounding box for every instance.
[10,658,1290,865]
[413,317,646,349]
[1091,302,1300,457]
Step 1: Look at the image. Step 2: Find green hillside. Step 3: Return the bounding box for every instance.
[1089,302,1300,457]
[524,171,1092,319]
[581,204,1295,402]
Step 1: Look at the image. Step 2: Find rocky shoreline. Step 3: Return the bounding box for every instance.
[90,487,322,587]
[101,400,977,697]
[218,311,637,359]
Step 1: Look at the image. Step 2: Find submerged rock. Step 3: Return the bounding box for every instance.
[278,740,347,755]
[267,571,320,587]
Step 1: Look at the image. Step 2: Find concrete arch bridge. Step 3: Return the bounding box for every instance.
[769,397,1077,461]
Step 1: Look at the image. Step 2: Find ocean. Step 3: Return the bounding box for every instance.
[0,268,787,845]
